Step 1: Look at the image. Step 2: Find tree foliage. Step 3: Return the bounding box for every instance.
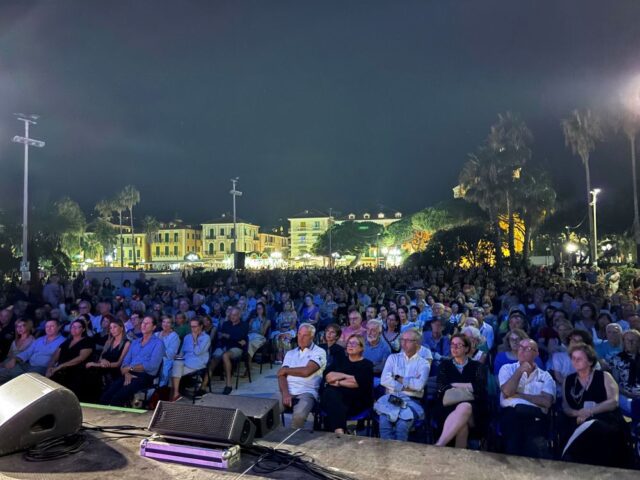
[312,221,384,265]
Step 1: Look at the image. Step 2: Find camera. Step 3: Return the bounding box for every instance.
[388,395,404,407]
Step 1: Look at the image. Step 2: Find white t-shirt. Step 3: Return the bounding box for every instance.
[283,343,327,400]
[499,362,556,413]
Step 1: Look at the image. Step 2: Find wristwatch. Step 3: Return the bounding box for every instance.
[129,366,134,373]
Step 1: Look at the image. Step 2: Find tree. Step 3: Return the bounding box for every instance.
[54,197,87,261]
[312,221,384,266]
[621,108,640,265]
[118,185,140,267]
[561,109,604,265]
[142,215,160,260]
[517,167,557,265]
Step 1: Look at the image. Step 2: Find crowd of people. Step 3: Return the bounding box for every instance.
[0,264,638,468]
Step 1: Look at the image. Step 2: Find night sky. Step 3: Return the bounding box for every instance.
[1,1,640,232]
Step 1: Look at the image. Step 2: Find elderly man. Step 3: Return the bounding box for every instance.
[277,323,327,429]
[378,329,430,441]
[499,338,555,458]
[0,319,66,384]
[170,317,211,401]
[338,308,367,347]
[206,307,248,395]
[363,319,391,376]
[100,316,165,406]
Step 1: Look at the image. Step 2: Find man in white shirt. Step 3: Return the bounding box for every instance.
[378,329,430,441]
[277,323,327,428]
[499,338,555,459]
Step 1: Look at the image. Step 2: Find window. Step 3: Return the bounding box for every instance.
[165,246,169,255]
[219,242,225,252]
[363,213,370,219]
[220,228,225,236]
[299,235,306,244]
[230,228,235,238]
[155,246,160,256]
[300,222,307,229]
[128,250,132,259]
[313,221,320,229]
[136,249,140,259]
[348,213,356,220]
[164,233,169,242]
[209,228,214,238]
[174,233,179,242]
[208,243,214,255]
[174,246,178,255]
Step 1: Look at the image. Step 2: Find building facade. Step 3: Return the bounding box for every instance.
[113,232,149,267]
[258,232,289,257]
[201,214,260,263]
[288,210,331,260]
[150,223,202,267]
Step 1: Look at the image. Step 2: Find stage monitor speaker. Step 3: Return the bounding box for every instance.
[235,252,246,270]
[0,373,82,456]
[196,394,280,437]
[148,401,255,446]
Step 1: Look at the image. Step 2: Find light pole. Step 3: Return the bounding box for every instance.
[230,178,242,269]
[328,207,333,268]
[590,188,601,267]
[12,114,45,283]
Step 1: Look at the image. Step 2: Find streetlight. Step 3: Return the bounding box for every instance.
[229,177,242,269]
[12,114,45,283]
[590,188,601,267]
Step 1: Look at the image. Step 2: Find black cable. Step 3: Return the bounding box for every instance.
[23,433,87,462]
[243,443,358,480]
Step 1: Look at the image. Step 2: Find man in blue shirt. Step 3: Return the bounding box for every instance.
[100,316,165,406]
[0,319,65,384]
[363,319,391,377]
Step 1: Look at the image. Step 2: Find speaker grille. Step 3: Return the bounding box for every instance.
[149,401,253,445]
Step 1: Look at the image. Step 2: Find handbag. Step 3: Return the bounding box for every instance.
[442,387,474,407]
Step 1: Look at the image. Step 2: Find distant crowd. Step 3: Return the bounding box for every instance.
[0,263,638,469]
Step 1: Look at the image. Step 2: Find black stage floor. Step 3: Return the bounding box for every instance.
[0,405,637,480]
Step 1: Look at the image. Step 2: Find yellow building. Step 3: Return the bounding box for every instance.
[202,214,260,263]
[258,232,289,257]
[150,222,202,267]
[113,232,149,267]
[288,210,331,260]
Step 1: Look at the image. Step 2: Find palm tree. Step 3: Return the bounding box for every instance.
[622,109,640,265]
[561,109,603,265]
[142,215,160,265]
[459,146,509,266]
[518,168,557,265]
[119,186,141,268]
[487,112,533,262]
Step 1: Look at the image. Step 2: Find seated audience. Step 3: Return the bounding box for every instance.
[595,322,623,366]
[461,325,487,364]
[499,338,555,458]
[377,329,430,441]
[247,302,270,359]
[47,319,95,400]
[271,300,297,363]
[100,316,165,406]
[382,311,401,353]
[84,316,131,402]
[154,315,181,387]
[319,323,345,369]
[320,334,374,433]
[494,328,543,376]
[278,323,327,428]
[435,333,487,448]
[561,343,632,467]
[609,329,640,414]
[206,307,248,395]
[0,319,34,368]
[170,317,211,401]
[0,319,65,383]
[363,319,391,376]
[338,308,367,347]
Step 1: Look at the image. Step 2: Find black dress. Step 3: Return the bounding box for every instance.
[51,336,94,400]
[562,370,632,467]
[83,339,130,403]
[436,358,488,437]
[320,358,374,431]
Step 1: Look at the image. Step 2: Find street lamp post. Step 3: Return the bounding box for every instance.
[12,114,45,283]
[230,177,242,269]
[590,188,601,267]
[328,207,333,269]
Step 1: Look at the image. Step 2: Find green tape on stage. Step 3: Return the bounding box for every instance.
[80,402,148,414]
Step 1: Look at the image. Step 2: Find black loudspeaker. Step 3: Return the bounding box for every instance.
[197,394,280,438]
[148,401,255,446]
[0,373,83,456]
[235,252,246,270]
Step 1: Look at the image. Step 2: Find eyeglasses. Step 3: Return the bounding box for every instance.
[400,338,417,343]
[346,342,362,347]
[450,343,466,349]
[518,346,537,352]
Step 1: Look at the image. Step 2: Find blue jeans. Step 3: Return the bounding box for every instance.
[379,415,413,441]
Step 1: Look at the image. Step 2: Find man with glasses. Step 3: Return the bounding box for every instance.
[498,339,555,458]
[378,329,430,441]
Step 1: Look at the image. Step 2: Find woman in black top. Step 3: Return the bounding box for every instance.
[320,334,374,434]
[47,319,94,400]
[561,343,632,467]
[435,334,488,448]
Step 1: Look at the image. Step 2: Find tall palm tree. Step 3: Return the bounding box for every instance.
[119,186,141,268]
[487,112,533,262]
[518,168,557,265]
[561,109,604,265]
[622,109,640,265]
[459,146,509,266]
[142,215,160,265]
